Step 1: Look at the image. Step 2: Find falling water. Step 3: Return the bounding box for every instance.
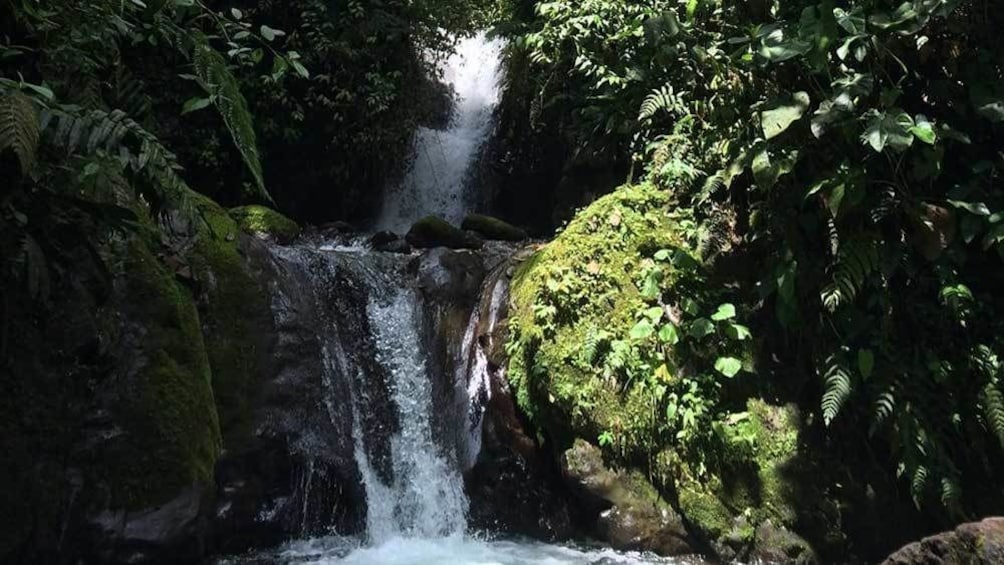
[376,33,505,233]
[218,32,705,565]
[363,290,469,540]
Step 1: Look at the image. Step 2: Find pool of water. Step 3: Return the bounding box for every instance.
[218,535,713,565]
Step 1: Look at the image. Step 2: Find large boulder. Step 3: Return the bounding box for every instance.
[502,183,839,562]
[882,518,1004,565]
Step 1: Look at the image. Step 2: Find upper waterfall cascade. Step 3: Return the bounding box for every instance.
[375,33,505,233]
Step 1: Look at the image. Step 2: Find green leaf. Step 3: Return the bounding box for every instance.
[231,8,242,19]
[726,324,752,341]
[181,97,212,115]
[759,26,812,62]
[947,200,991,217]
[711,303,737,321]
[858,349,875,380]
[260,25,286,42]
[910,114,936,144]
[630,319,655,340]
[645,306,665,322]
[761,91,811,140]
[659,323,680,344]
[715,357,743,378]
[689,318,715,338]
[862,110,914,152]
[834,7,866,34]
[290,59,310,79]
[22,83,54,101]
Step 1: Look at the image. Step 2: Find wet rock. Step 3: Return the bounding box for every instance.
[466,372,575,540]
[85,485,211,565]
[406,216,482,249]
[560,440,695,556]
[369,231,412,254]
[462,214,529,241]
[881,518,1004,565]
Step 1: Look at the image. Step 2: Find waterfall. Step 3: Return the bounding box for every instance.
[375,33,505,233]
[361,290,469,540]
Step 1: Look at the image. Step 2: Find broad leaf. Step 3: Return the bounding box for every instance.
[181,97,212,115]
[711,303,737,321]
[862,110,914,152]
[715,357,743,378]
[761,91,811,140]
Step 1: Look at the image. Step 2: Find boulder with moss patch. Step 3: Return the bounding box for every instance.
[503,184,840,562]
[462,214,529,241]
[229,205,301,244]
[407,215,482,249]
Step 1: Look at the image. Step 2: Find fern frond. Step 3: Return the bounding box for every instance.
[910,464,929,506]
[0,90,40,175]
[191,35,270,203]
[871,388,896,434]
[40,106,192,214]
[821,354,853,425]
[940,475,963,512]
[639,85,686,120]
[110,65,153,119]
[821,235,880,312]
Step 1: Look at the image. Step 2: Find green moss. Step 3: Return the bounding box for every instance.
[461,214,529,241]
[102,237,222,509]
[507,183,681,447]
[191,194,272,451]
[229,204,301,242]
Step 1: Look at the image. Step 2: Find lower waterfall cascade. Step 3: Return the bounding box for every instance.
[217,32,715,565]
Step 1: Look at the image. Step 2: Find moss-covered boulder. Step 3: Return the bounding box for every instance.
[462,214,529,241]
[406,215,482,249]
[191,195,275,451]
[507,183,679,445]
[229,205,301,244]
[95,236,223,510]
[504,183,838,562]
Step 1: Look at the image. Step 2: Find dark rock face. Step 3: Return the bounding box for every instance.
[882,518,1004,565]
[369,230,412,253]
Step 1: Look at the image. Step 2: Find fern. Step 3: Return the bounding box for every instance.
[821,354,853,425]
[0,90,40,175]
[639,85,686,120]
[40,106,192,214]
[821,235,880,312]
[191,35,271,203]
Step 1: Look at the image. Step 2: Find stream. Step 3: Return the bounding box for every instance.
[217,34,716,565]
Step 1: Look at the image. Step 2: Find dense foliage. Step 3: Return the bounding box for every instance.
[505,0,1004,525]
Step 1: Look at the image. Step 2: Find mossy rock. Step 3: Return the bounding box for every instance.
[406,215,482,249]
[191,194,274,451]
[506,183,682,448]
[461,214,529,241]
[97,235,222,509]
[672,400,817,562]
[229,205,301,243]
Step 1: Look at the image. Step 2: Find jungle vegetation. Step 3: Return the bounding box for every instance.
[2,0,1004,558]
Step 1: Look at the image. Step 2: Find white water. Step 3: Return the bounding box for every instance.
[375,33,505,233]
[223,535,701,565]
[363,290,469,540]
[220,33,711,565]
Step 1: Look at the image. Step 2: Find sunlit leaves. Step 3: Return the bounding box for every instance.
[761,91,810,140]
